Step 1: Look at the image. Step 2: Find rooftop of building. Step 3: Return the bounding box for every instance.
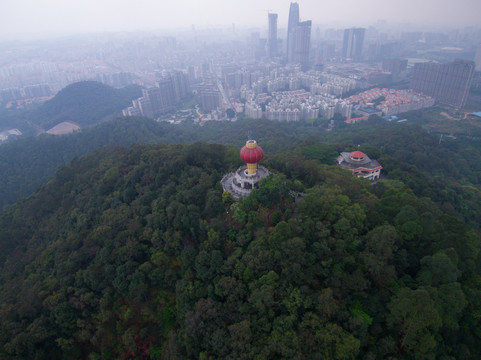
[337,151,382,171]
[345,88,434,110]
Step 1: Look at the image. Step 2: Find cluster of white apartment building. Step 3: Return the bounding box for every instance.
[244,88,352,121]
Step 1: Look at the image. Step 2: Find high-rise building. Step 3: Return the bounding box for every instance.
[286,2,299,63]
[153,77,176,113]
[268,13,278,58]
[294,21,312,71]
[286,3,311,70]
[342,28,365,60]
[475,43,481,72]
[411,60,474,108]
[134,71,190,118]
[136,96,153,118]
[171,70,190,102]
[199,88,221,112]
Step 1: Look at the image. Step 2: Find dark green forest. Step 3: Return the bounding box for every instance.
[1,115,481,233]
[0,142,480,359]
[0,117,167,208]
[1,88,481,359]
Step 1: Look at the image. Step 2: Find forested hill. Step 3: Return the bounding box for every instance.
[2,116,481,233]
[29,81,142,129]
[0,117,170,208]
[0,142,480,359]
[0,115,320,209]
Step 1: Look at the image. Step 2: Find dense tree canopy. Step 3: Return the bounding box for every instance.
[2,115,481,229]
[0,142,480,359]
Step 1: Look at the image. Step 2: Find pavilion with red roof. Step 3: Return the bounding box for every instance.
[337,148,382,180]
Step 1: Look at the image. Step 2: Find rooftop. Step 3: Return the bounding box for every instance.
[337,151,382,171]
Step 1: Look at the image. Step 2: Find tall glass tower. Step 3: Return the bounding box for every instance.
[268,13,278,58]
[342,28,365,60]
[286,2,299,63]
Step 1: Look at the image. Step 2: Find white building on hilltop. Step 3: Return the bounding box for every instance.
[337,150,382,180]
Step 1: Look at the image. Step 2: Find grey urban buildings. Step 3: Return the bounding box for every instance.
[268,13,278,59]
[411,60,475,108]
[342,28,365,60]
[124,70,190,118]
[382,58,408,75]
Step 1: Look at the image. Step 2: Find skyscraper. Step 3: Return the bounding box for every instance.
[294,20,312,71]
[268,13,278,59]
[286,2,299,63]
[136,71,190,118]
[411,60,474,108]
[342,28,365,60]
[286,3,311,70]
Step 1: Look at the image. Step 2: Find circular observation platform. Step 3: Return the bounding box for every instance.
[221,165,269,199]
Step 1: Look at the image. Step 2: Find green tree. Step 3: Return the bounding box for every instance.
[388,288,442,357]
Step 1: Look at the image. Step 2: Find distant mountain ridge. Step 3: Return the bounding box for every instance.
[30,81,142,129]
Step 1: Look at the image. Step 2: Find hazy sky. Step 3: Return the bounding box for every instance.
[1,0,481,39]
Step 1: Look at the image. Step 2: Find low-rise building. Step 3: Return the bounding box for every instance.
[337,150,382,180]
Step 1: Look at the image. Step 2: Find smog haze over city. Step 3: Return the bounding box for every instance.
[1,0,481,38]
[1,0,481,196]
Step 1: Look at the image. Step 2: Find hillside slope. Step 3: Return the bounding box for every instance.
[0,117,174,209]
[30,81,142,129]
[3,116,481,226]
[0,143,480,359]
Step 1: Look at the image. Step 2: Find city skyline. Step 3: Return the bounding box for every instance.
[1,0,481,40]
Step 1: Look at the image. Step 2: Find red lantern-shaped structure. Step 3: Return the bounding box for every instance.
[240,140,264,174]
[221,138,269,199]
